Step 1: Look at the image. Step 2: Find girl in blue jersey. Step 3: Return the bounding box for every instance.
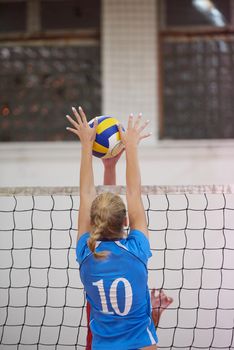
[85,154,173,350]
[66,106,158,350]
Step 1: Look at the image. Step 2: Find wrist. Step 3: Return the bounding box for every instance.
[103,162,116,170]
[125,144,138,158]
[81,142,93,151]
[104,167,116,177]
[124,142,138,151]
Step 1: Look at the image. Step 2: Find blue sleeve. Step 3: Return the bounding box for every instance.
[76,233,90,265]
[125,229,152,265]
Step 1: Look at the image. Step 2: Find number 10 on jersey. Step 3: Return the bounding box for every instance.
[92,278,133,316]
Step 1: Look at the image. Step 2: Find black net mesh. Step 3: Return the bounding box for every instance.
[0,186,234,349]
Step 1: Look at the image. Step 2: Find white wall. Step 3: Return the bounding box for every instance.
[1,0,234,188]
[1,140,234,187]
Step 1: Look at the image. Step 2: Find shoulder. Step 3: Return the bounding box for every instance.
[128,229,149,241]
[76,232,90,264]
[123,229,152,264]
[127,229,150,247]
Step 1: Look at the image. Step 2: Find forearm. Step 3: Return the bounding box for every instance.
[66,106,97,238]
[125,145,141,194]
[80,145,96,197]
[125,143,147,233]
[78,144,96,236]
[103,165,116,185]
[152,309,160,328]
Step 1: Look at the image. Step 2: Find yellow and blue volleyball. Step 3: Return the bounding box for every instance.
[89,116,124,158]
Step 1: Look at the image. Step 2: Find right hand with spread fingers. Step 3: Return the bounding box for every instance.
[118,113,151,147]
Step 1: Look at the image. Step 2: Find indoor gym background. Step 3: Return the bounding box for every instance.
[0,0,234,349]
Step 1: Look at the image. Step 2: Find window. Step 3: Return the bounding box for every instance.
[0,2,27,33]
[159,0,234,139]
[164,0,231,27]
[0,0,101,142]
[41,0,100,30]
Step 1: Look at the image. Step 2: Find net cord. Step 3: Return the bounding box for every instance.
[0,184,234,196]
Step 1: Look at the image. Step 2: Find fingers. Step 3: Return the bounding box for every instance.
[66,114,79,129]
[66,106,97,142]
[66,127,79,137]
[159,290,173,303]
[129,113,150,134]
[128,114,133,129]
[138,119,150,133]
[78,106,88,125]
[158,290,166,300]
[91,117,98,137]
[134,113,142,129]
[67,105,91,132]
[118,123,125,138]
[118,114,151,145]
[139,132,152,141]
[93,117,98,130]
[151,288,156,298]
[117,148,125,158]
[158,290,173,308]
[72,106,82,125]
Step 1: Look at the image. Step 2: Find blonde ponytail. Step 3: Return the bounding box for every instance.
[88,230,109,260]
[89,192,126,260]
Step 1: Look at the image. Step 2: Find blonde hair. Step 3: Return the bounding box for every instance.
[88,192,126,260]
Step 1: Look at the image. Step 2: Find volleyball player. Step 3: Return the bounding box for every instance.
[84,153,173,350]
[66,106,161,349]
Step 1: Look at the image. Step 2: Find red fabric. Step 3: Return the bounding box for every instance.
[86,301,93,350]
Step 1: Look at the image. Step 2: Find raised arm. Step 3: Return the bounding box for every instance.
[102,150,124,185]
[66,106,97,241]
[118,114,151,237]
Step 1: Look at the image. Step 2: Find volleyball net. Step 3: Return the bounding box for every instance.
[0,185,234,349]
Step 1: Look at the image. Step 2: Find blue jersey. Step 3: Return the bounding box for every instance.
[76,229,158,350]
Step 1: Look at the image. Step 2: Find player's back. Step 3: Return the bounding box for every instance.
[76,229,158,350]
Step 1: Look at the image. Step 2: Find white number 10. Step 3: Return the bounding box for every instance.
[92,278,133,316]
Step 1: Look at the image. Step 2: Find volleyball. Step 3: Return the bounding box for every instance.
[89,116,124,158]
